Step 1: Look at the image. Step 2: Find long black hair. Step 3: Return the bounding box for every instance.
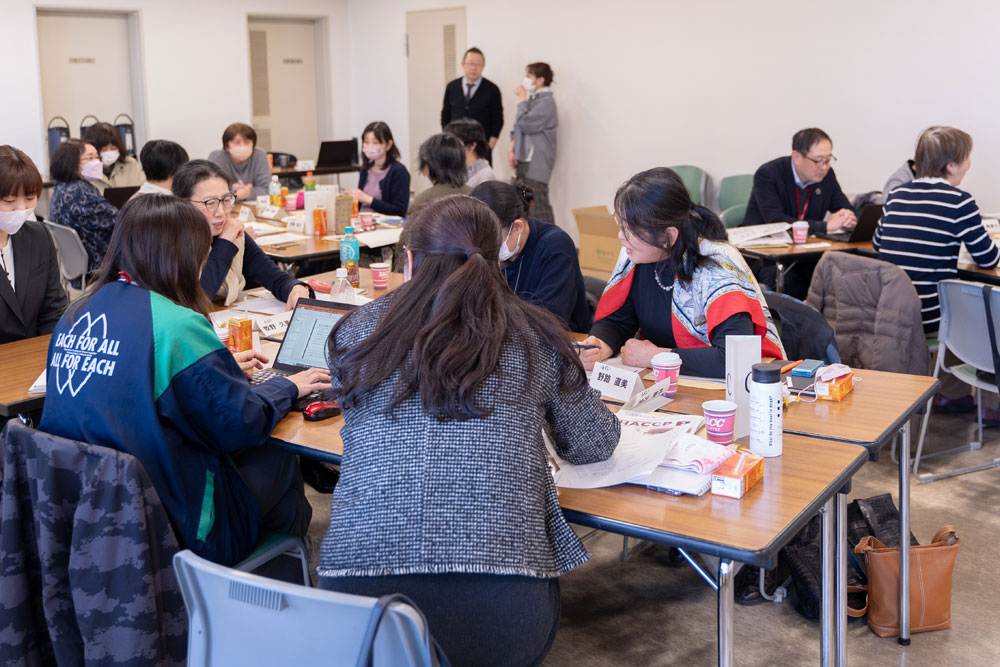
[328,195,586,421]
[614,167,727,284]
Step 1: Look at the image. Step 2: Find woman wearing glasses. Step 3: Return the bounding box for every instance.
[578,168,784,377]
[172,160,310,309]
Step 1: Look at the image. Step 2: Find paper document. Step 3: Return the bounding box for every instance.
[615,410,704,437]
[727,222,792,247]
[355,228,403,248]
[796,242,831,249]
[240,297,287,315]
[255,232,309,247]
[28,370,46,395]
[547,424,676,489]
[630,467,711,496]
[245,221,285,236]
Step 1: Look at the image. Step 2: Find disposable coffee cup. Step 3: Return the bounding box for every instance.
[792,221,809,244]
[652,351,682,398]
[370,262,390,289]
[703,399,738,445]
[360,212,375,230]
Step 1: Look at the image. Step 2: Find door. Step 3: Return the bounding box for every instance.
[37,11,134,140]
[406,7,467,191]
[248,18,322,161]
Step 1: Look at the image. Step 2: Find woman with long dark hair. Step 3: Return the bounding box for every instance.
[579,167,784,376]
[317,195,619,665]
[345,121,410,217]
[39,195,328,565]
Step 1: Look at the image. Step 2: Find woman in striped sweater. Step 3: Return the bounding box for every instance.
[874,126,999,412]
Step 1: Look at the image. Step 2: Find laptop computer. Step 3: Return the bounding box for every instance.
[104,186,140,209]
[250,297,357,406]
[316,139,359,169]
[822,204,882,243]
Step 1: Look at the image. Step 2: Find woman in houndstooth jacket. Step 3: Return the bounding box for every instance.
[318,194,620,666]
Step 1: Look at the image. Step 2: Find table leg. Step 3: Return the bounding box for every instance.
[836,492,847,667]
[717,558,735,667]
[820,497,835,667]
[898,424,911,645]
[775,261,786,294]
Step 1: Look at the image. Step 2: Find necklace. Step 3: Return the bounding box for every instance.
[653,263,673,293]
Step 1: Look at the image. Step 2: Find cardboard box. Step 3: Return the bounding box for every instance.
[227,318,253,353]
[573,206,621,273]
[711,449,764,499]
[815,371,854,401]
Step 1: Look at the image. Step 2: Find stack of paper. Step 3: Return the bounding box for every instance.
[728,222,792,247]
[28,370,46,395]
[255,232,309,247]
[245,221,285,237]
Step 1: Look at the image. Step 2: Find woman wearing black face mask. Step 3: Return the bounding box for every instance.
[470,180,592,333]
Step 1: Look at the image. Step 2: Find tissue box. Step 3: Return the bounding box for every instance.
[227,318,253,353]
[815,371,854,401]
[711,449,764,499]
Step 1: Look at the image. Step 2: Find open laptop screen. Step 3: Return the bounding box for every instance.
[273,298,356,372]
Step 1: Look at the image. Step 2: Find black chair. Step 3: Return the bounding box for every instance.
[103,186,140,209]
[763,291,840,364]
[583,275,607,315]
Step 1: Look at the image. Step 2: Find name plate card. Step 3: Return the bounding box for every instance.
[622,378,672,412]
[257,204,281,220]
[284,216,306,233]
[590,362,641,402]
[257,311,293,338]
[237,206,252,222]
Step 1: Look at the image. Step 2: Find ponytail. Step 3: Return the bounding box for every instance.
[329,195,586,420]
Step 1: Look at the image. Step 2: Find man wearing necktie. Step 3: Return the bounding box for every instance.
[441,47,503,165]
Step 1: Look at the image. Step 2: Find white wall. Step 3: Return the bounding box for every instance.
[346,0,1000,242]
[0,0,351,174]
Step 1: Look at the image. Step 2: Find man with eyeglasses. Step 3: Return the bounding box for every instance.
[441,47,503,165]
[743,127,856,234]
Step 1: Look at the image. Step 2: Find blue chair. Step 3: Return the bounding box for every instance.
[173,549,444,666]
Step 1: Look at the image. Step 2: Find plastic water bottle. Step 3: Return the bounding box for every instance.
[268,175,281,207]
[303,171,316,191]
[330,268,354,304]
[749,363,783,457]
[340,226,360,279]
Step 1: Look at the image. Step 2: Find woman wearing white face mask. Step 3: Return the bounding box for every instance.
[207,123,272,201]
[509,62,558,225]
[81,122,146,195]
[49,140,120,273]
[0,145,67,344]
[470,180,591,333]
[345,121,411,217]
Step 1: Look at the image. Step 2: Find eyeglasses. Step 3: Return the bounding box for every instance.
[614,214,634,242]
[802,153,837,167]
[191,193,237,212]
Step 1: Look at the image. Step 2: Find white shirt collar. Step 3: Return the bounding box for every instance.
[913,177,950,185]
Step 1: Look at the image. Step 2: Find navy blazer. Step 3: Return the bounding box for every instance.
[0,220,68,344]
[742,156,852,235]
[358,161,411,217]
[440,77,504,140]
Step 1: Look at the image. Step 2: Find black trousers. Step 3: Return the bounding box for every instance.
[232,445,312,540]
[319,572,561,666]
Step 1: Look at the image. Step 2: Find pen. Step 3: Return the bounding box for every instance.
[575,344,600,350]
[780,360,803,374]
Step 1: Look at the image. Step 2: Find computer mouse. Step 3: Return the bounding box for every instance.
[303,400,341,421]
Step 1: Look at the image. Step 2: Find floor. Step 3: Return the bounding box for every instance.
[303,407,1000,667]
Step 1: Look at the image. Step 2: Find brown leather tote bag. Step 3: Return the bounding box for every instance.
[847,526,959,638]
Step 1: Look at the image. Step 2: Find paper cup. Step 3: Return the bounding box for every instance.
[370,262,390,289]
[652,351,682,397]
[792,221,809,244]
[703,399,738,445]
[360,212,375,230]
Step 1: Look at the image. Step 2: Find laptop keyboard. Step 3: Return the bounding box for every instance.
[250,368,323,410]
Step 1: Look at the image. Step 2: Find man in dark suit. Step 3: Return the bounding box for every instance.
[743,127,857,235]
[441,47,503,164]
[741,128,857,297]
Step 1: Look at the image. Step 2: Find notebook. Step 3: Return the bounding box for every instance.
[821,204,882,243]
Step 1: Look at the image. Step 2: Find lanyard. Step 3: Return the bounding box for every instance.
[794,187,812,221]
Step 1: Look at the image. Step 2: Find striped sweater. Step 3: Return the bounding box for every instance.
[873,178,999,335]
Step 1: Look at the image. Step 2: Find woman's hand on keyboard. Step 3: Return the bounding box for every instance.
[288,368,332,398]
[233,350,270,379]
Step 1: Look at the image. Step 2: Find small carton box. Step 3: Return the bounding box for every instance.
[334,193,354,234]
[573,205,621,273]
[711,449,764,499]
[815,371,854,401]
[227,317,253,353]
